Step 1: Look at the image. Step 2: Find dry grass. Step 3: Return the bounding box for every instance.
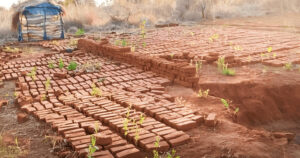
[0,9,16,41]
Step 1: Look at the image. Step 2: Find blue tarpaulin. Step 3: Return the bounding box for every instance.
[23,2,62,16]
[18,2,64,41]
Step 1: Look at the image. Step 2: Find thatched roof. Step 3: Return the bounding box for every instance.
[12,0,65,30]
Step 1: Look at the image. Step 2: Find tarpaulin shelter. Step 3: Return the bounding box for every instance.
[12,0,65,41]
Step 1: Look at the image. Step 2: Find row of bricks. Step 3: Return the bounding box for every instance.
[59,94,191,152]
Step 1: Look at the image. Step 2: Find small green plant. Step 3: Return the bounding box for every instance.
[195,60,202,75]
[284,62,292,71]
[45,78,51,91]
[58,58,64,69]
[221,98,229,109]
[121,39,127,47]
[267,47,272,53]
[197,89,209,98]
[167,149,180,158]
[75,28,85,36]
[91,83,102,97]
[3,46,20,53]
[170,53,174,59]
[0,134,27,157]
[27,67,37,80]
[131,45,136,52]
[234,107,239,115]
[209,34,219,42]
[67,61,78,71]
[48,61,55,69]
[217,57,235,76]
[153,136,160,158]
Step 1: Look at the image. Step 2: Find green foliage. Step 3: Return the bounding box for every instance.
[91,83,102,97]
[284,62,292,71]
[198,89,209,98]
[195,60,202,75]
[48,61,55,69]
[167,149,180,158]
[58,58,64,69]
[209,34,219,42]
[75,28,85,36]
[87,135,98,158]
[221,98,229,109]
[27,67,37,80]
[217,57,235,76]
[267,47,272,53]
[45,78,51,91]
[121,39,127,47]
[67,61,78,71]
[234,107,239,115]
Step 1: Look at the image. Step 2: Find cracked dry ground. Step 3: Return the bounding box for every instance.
[1,24,300,158]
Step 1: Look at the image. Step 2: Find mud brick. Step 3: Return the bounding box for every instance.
[148,107,168,117]
[95,133,112,146]
[71,138,91,147]
[190,115,205,124]
[91,150,113,158]
[110,144,135,154]
[104,139,127,150]
[21,105,36,114]
[57,124,79,135]
[74,143,89,151]
[205,113,217,127]
[168,134,190,147]
[63,128,85,136]
[69,135,91,142]
[177,109,195,116]
[115,148,143,158]
[139,136,163,149]
[52,120,73,130]
[68,77,78,84]
[171,119,197,131]
[64,132,86,139]
[145,140,170,152]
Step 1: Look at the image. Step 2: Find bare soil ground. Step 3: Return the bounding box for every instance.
[0,14,300,158]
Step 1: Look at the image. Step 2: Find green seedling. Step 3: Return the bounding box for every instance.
[167,149,181,158]
[131,45,136,52]
[233,45,243,51]
[143,42,147,48]
[58,58,64,69]
[217,57,235,76]
[121,39,127,47]
[221,98,229,109]
[87,123,100,158]
[91,83,102,97]
[67,61,78,71]
[195,60,202,75]
[170,53,174,59]
[209,34,219,42]
[27,67,37,80]
[115,39,120,46]
[267,47,272,53]
[75,28,85,36]
[48,61,55,69]
[272,53,277,59]
[45,78,51,91]
[284,62,292,71]
[3,46,20,53]
[234,107,239,115]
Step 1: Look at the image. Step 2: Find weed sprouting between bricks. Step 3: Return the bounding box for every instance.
[27,67,37,81]
[91,83,102,97]
[67,61,78,71]
[87,123,100,158]
[149,136,180,158]
[48,60,55,69]
[58,58,64,69]
[217,56,235,76]
[123,104,145,144]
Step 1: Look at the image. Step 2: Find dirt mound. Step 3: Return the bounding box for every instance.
[197,67,300,126]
